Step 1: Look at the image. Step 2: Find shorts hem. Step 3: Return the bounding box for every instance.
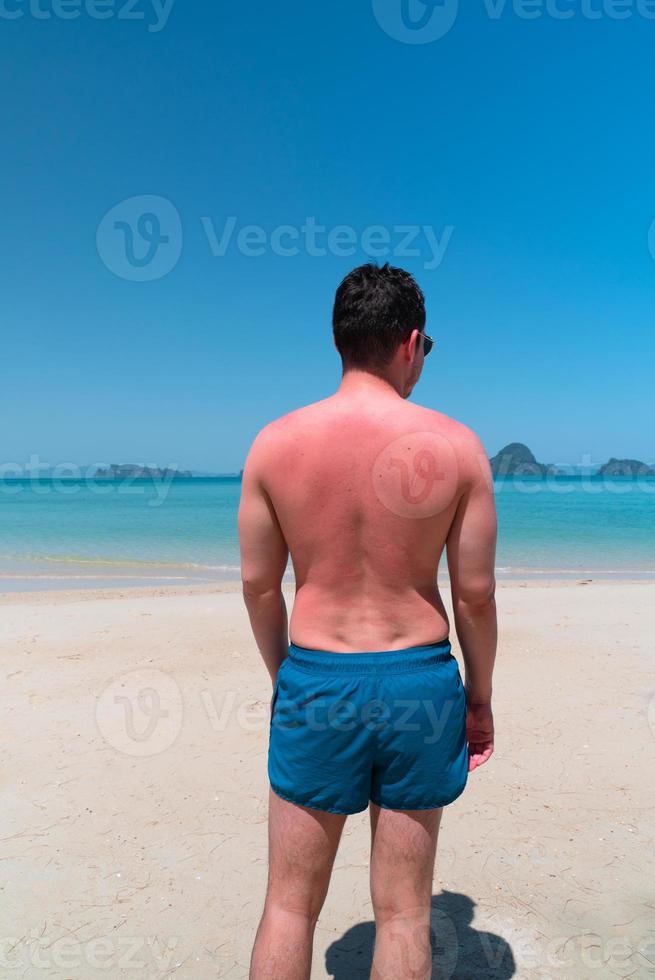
[370,782,468,812]
[270,783,368,816]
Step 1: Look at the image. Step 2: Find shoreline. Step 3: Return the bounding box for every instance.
[0,574,653,605]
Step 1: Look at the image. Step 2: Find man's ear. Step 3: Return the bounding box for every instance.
[405,329,420,361]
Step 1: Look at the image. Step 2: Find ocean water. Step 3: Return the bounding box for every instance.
[0,476,653,591]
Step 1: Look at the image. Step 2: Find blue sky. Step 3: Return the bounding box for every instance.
[2,0,654,472]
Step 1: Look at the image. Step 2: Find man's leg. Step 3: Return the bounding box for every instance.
[250,789,346,980]
[369,804,443,980]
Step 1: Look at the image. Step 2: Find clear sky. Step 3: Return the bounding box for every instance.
[2,0,654,472]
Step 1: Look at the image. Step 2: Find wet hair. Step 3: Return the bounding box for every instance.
[332,263,426,369]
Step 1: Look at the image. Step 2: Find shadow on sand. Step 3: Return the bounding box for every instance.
[325,891,516,979]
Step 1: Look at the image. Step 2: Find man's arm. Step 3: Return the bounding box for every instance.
[238,435,289,684]
[446,441,497,770]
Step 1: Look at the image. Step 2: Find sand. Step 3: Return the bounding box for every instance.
[1,581,654,979]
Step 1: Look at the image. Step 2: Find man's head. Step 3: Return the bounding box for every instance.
[332,263,430,397]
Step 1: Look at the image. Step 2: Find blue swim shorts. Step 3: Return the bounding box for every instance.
[268,639,469,815]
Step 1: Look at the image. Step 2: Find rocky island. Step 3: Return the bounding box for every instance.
[489,443,559,477]
[94,464,193,480]
[489,445,655,478]
[597,458,655,477]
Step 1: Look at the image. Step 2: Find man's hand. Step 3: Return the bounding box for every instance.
[466,700,494,772]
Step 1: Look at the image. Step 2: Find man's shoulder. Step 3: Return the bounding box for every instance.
[412,405,486,450]
[410,406,491,485]
[246,400,330,458]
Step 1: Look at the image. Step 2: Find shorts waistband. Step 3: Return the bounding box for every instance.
[286,639,452,674]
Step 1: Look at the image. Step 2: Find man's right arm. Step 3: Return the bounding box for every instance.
[446,438,497,770]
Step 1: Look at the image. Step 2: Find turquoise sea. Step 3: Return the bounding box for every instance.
[1,476,654,591]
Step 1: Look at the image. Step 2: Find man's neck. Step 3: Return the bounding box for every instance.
[337,368,404,400]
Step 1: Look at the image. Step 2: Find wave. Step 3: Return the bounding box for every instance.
[0,552,241,572]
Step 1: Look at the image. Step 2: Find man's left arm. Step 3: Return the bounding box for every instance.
[238,438,289,684]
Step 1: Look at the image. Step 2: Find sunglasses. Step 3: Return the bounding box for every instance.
[422,332,435,357]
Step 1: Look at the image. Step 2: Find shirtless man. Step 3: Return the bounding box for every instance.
[239,263,497,980]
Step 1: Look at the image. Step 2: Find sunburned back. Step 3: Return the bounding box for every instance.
[259,392,476,652]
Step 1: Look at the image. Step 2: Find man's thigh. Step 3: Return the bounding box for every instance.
[266,789,347,914]
[369,804,443,910]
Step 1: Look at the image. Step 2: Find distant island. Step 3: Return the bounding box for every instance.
[94,464,193,480]
[597,458,655,477]
[92,452,655,482]
[490,444,654,478]
[489,443,560,477]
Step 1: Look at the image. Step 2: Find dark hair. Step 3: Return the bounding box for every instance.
[332,263,426,369]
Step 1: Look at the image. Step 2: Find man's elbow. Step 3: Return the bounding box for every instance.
[453,577,496,611]
[241,576,283,601]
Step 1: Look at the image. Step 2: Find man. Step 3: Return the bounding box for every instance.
[239,263,497,980]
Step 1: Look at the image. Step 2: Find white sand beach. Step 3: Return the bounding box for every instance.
[2,581,654,978]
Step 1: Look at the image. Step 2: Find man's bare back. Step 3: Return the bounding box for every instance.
[248,373,492,653]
